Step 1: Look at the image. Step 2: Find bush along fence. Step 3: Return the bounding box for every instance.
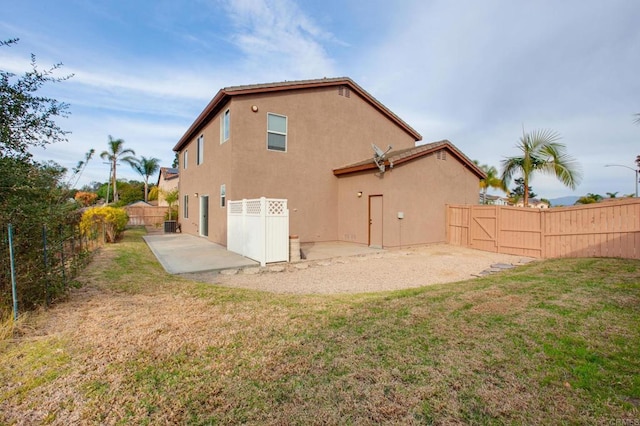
[0,222,101,321]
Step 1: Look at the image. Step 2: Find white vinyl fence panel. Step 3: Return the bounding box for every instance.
[227,198,289,266]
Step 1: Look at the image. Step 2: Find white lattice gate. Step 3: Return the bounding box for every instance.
[227,198,289,266]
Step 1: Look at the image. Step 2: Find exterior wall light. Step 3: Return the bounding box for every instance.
[357,191,363,197]
[194,192,198,197]
[251,105,259,112]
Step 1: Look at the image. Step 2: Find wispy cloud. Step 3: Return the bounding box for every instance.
[221,0,337,79]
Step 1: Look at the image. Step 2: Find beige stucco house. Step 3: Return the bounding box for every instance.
[173,77,483,248]
[156,167,179,207]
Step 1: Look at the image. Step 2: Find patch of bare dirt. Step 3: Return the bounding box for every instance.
[189,244,535,294]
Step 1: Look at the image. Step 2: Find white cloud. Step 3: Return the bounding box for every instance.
[221,0,337,79]
[347,0,640,199]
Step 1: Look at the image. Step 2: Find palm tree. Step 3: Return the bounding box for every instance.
[131,156,160,202]
[163,188,179,221]
[478,164,507,204]
[634,113,640,125]
[100,135,136,203]
[501,129,581,207]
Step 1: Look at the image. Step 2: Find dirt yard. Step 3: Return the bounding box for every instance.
[183,244,535,294]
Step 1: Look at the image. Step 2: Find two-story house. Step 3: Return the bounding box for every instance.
[173,77,483,248]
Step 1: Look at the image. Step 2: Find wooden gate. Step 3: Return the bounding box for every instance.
[469,206,498,252]
[447,199,640,259]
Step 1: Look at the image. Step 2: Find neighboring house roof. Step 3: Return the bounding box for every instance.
[127,200,152,207]
[332,140,486,179]
[481,194,510,204]
[173,77,423,152]
[515,198,550,208]
[157,167,179,186]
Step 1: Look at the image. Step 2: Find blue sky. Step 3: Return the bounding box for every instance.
[1,0,639,199]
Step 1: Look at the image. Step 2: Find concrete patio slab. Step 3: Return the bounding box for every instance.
[143,230,388,275]
[143,233,258,274]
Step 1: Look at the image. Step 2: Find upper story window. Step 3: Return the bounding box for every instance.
[221,109,230,143]
[183,150,188,169]
[197,134,204,165]
[267,113,287,152]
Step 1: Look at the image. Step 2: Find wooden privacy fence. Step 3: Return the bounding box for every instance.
[124,205,169,227]
[447,198,640,259]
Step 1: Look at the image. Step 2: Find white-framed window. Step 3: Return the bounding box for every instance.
[221,109,230,143]
[220,184,226,208]
[197,134,204,165]
[183,194,189,218]
[267,113,287,152]
[183,150,188,169]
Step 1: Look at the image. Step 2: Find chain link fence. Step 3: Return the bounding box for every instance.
[0,221,101,320]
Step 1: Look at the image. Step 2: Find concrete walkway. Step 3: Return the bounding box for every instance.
[143,232,386,274]
[143,233,258,274]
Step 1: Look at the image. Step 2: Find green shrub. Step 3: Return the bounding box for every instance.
[164,207,178,221]
[80,206,128,243]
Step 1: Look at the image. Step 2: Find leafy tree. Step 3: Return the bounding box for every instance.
[147,185,159,201]
[1,39,72,158]
[501,129,581,207]
[477,163,506,204]
[575,193,603,204]
[95,179,144,205]
[74,191,98,206]
[81,181,103,193]
[540,198,551,207]
[508,177,536,204]
[100,136,136,203]
[605,192,618,198]
[0,38,99,313]
[131,156,160,202]
[172,152,179,168]
[115,180,144,206]
[96,182,114,203]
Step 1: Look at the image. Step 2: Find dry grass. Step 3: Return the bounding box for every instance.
[0,228,638,425]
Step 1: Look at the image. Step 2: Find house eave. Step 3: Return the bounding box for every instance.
[333,140,486,179]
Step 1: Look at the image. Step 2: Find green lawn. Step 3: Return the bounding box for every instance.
[1,227,639,424]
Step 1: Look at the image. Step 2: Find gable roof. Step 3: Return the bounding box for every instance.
[332,140,486,179]
[156,167,179,186]
[173,77,422,152]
